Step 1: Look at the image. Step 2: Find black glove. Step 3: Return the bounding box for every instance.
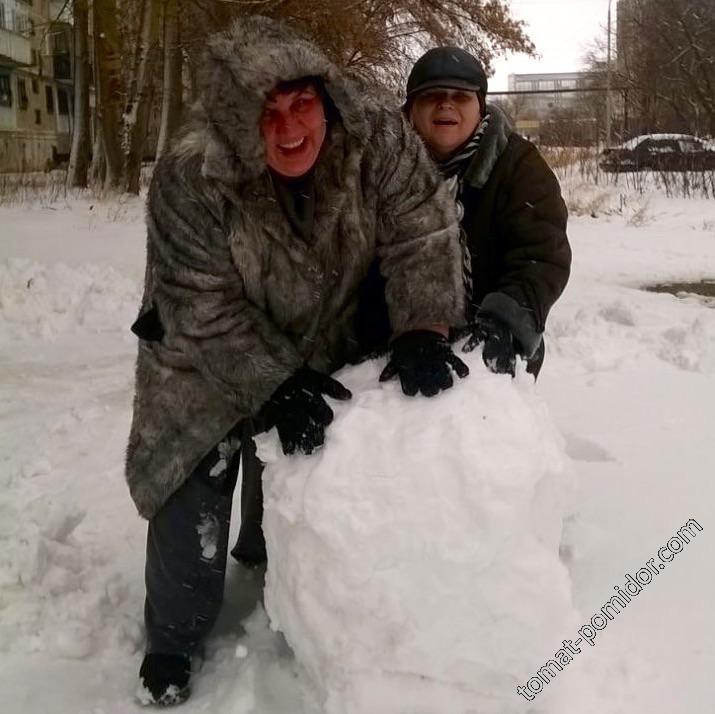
[379,330,469,397]
[260,367,352,455]
[462,314,517,377]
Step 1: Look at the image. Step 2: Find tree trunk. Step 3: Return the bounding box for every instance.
[156,0,183,159]
[186,54,199,103]
[94,0,124,189]
[124,0,161,194]
[89,119,107,187]
[67,0,91,188]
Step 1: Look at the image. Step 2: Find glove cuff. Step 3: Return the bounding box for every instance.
[479,292,542,359]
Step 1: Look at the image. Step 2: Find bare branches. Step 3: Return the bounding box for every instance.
[614,0,715,136]
[176,0,533,85]
[90,0,537,192]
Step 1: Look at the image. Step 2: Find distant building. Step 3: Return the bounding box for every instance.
[507,72,592,109]
[0,0,74,172]
[500,71,600,144]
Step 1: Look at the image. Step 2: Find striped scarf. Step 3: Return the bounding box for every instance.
[437,114,491,180]
[435,114,491,319]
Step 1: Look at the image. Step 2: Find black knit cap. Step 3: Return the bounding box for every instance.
[406,47,488,101]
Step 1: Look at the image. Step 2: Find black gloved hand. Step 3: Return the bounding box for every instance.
[379,330,469,397]
[259,367,352,455]
[462,314,517,377]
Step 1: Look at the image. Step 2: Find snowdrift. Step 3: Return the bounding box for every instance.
[257,354,587,713]
[0,257,139,340]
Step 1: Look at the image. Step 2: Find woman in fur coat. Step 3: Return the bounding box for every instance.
[128,17,469,705]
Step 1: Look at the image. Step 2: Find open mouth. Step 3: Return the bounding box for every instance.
[433,119,458,126]
[278,137,307,154]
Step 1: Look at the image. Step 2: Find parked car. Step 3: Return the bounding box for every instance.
[600,134,715,172]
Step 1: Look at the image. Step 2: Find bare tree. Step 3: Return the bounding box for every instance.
[179,0,535,89]
[89,122,107,186]
[156,0,183,159]
[123,0,161,194]
[616,0,715,137]
[85,0,534,192]
[67,0,91,187]
[492,91,530,125]
[94,0,124,188]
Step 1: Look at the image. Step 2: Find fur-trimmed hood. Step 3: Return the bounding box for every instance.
[177,16,369,186]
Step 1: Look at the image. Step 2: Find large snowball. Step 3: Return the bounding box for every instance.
[256,353,587,713]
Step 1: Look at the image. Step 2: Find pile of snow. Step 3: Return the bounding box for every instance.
[548,293,715,374]
[0,258,140,340]
[258,355,594,713]
[0,493,144,661]
[0,239,145,678]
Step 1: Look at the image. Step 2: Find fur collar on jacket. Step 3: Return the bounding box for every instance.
[462,103,514,189]
[173,16,369,187]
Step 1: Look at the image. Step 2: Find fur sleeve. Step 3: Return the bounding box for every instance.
[144,155,303,414]
[367,111,465,333]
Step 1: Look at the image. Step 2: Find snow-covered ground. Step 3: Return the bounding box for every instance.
[1,182,714,713]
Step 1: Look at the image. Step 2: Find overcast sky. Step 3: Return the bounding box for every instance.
[489,0,610,92]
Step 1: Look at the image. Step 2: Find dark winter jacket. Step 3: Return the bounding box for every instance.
[459,104,570,357]
[355,105,570,362]
[125,17,465,519]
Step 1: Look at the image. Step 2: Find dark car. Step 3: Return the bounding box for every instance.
[600,134,715,172]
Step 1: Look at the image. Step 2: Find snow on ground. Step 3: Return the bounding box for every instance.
[1,185,714,713]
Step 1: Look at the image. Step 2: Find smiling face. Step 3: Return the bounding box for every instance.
[260,81,327,178]
[409,88,481,159]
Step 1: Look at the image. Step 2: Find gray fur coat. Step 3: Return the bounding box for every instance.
[125,17,465,519]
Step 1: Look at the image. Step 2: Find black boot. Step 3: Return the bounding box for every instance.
[137,653,192,706]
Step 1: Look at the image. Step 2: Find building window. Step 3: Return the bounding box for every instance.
[0,5,7,31]
[31,78,38,93]
[13,9,29,34]
[57,88,69,115]
[45,85,54,114]
[17,77,28,110]
[34,108,41,124]
[0,74,12,107]
[52,30,69,54]
[53,53,72,80]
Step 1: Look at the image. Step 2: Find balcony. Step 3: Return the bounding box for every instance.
[53,53,71,80]
[0,27,32,66]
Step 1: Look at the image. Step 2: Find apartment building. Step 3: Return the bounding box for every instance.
[507,72,592,113]
[503,71,599,143]
[0,0,73,172]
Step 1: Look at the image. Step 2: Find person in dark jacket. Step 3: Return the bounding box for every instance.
[402,47,571,377]
[129,18,469,706]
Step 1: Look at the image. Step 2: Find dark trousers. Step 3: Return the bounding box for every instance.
[144,419,266,656]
